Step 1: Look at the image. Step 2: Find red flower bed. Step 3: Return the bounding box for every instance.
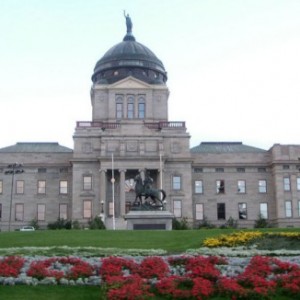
[137,256,169,279]
[26,257,94,280]
[100,255,300,300]
[0,256,25,277]
[1,254,300,299]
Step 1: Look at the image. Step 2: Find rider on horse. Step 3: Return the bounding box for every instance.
[143,170,153,196]
[134,170,166,209]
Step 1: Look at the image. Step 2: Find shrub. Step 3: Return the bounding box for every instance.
[88,216,106,230]
[29,218,39,230]
[172,217,189,230]
[197,216,216,229]
[220,216,238,229]
[47,218,72,230]
[72,220,81,229]
[254,214,269,228]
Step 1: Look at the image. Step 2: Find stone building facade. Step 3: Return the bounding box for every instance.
[0,20,300,230]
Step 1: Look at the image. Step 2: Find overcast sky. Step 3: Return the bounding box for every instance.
[1,0,300,150]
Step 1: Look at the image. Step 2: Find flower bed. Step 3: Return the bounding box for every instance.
[203,231,300,248]
[1,255,300,299]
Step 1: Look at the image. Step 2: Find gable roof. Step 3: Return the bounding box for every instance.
[0,142,73,153]
[190,142,266,153]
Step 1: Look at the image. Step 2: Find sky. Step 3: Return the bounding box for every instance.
[1,0,300,150]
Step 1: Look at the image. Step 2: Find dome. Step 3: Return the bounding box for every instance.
[92,16,167,84]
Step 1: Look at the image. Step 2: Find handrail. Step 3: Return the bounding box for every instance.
[76,122,120,129]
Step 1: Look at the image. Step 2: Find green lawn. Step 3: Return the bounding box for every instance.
[0,286,295,300]
[0,229,233,253]
[0,286,101,300]
[1,227,299,253]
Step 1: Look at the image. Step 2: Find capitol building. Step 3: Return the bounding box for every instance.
[1,17,300,230]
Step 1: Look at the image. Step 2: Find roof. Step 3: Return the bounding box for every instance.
[0,142,73,153]
[92,18,167,85]
[190,142,266,153]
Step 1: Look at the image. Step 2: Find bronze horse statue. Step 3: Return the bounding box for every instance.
[133,174,166,208]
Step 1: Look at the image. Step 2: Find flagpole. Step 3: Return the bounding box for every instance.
[111,153,116,230]
[159,153,163,189]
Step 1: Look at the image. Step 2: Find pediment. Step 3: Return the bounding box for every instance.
[110,76,152,89]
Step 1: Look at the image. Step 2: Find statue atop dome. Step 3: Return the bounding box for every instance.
[123,10,132,33]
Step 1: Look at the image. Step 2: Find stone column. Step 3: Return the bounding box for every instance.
[119,169,126,216]
[158,154,164,189]
[99,169,107,217]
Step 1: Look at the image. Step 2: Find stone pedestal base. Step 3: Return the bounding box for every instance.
[124,210,174,230]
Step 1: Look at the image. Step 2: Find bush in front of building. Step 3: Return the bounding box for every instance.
[172,217,189,230]
[254,214,270,228]
[197,216,216,229]
[72,220,81,229]
[47,218,72,230]
[29,219,40,230]
[88,216,106,230]
[220,216,238,229]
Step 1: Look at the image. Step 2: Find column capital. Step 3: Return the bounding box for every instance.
[119,169,127,173]
[99,169,107,173]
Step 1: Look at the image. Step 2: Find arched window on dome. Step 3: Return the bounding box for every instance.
[138,96,145,119]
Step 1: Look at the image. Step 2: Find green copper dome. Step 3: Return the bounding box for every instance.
[92,15,167,84]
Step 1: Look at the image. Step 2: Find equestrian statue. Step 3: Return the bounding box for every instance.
[133,170,166,209]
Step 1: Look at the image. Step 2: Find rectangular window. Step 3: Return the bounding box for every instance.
[216,180,225,194]
[138,102,145,119]
[260,203,268,219]
[195,180,203,194]
[217,203,226,220]
[215,168,224,172]
[173,200,182,218]
[285,201,292,218]
[172,176,181,190]
[109,202,114,217]
[283,177,291,191]
[238,203,247,219]
[16,180,24,194]
[283,165,290,170]
[38,168,47,173]
[127,102,134,118]
[237,168,245,173]
[83,200,92,219]
[0,180,2,194]
[193,168,203,173]
[37,204,46,221]
[237,180,246,193]
[258,180,267,193]
[59,204,68,220]
[83,176,92,190]
[59,181,68,194]
[116,102,123,119]
[15,204,24,221]
[258,167,267,172]
[195,203,204,220]
[37,180,46,194]
[297,178,300,191]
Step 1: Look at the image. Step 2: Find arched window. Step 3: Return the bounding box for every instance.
[116,95,124,119]
[138,96,145,119]
[127,96,134,119]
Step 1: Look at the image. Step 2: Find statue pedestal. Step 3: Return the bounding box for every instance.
[124,210,174,230]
